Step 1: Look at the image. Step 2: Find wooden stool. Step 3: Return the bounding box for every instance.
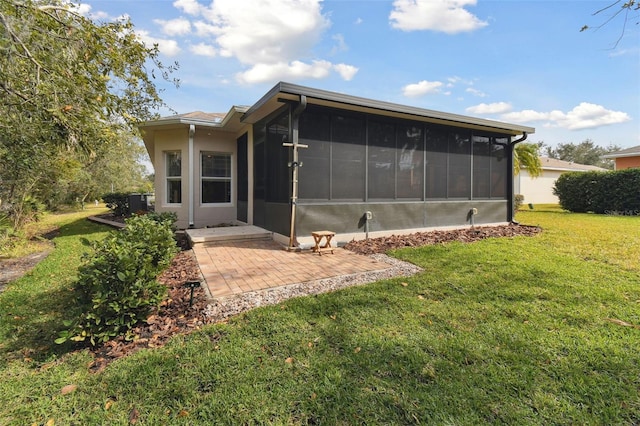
[311,230,335,255]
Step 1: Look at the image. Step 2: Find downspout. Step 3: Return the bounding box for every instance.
[188,124,195,228]
[287,95,308,249]
[508,132,528,224]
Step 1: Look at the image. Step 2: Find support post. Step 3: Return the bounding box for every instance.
[283,95,308,250]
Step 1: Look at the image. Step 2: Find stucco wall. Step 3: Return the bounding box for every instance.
[153,128,190,228]
[615,156,640,170]
[153,126,250,229]
[515,169,563,204]
[192,128,238,228]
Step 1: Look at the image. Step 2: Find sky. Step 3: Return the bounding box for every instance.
[79,0,640,151]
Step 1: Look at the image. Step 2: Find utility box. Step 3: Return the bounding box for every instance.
[128,193,151,214]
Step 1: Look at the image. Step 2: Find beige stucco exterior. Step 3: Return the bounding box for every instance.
[144,115,253,229]
[514,157,605,205]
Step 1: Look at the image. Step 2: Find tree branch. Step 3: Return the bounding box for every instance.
[0,12,45,85]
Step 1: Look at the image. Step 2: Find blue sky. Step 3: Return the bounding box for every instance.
[80,0,639,150]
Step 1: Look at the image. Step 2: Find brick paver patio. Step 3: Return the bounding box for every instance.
[192,240,391,298]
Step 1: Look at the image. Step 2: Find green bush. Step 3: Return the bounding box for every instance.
[102,192,130,216]
[554,169,640,214]
[57,214,178,346]
[514,194,524,211]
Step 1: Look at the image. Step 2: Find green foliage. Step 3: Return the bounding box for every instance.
[57,214,178,346]
[514,194,525,211]
[544,139,619,169]
[514,143,542,177]
[554,168,640,214]
[0,0,174,230]
[102,192,130,216]
[146,211,178,228]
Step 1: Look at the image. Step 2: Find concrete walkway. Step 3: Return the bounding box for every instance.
[192,239,391,299]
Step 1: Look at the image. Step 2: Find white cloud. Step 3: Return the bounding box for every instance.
[390,0,488,34]
[173,0,207,16]
[193,21,220,37]
[154,17,192,36]
[331,34,348,55]
[333,64,359,81]
[402,80,444,97]
[68,2,110,20]
[189,42,217,57]
[237,60,333,84]
[466,87,486,97]
[172,0,357,83]
[355,17,363,25]
[466,102,512,115]
[136,30,181,56]
[501,102,631,130]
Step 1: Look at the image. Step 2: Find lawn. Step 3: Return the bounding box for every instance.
[1,208,639,425]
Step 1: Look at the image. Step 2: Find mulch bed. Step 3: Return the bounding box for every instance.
[88,249,207,373]
[344,224,542,255]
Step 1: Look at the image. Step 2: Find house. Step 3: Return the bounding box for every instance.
[515,157,606,204]
[140,82,535,248]
[602,145,640,170]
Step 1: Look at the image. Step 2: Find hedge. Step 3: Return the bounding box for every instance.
[553,168,640,214]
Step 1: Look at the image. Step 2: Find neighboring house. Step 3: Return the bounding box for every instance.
[515,157,606,204]
[602,145,640,170]
[140,82,535,247]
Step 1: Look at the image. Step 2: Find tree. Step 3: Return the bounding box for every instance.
[0,0,176,228]
[581,1,639,48]
[544,139,620,169]
[514,143,542,177]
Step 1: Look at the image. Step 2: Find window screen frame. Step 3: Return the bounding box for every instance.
[165,151,182,205]
[200,151,233,206]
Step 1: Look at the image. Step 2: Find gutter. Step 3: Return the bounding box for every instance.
[188,124,195,228]
[508,132,528,224]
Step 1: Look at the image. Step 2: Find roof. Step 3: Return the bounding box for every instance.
[139,106,249,130]
[602,145,640,159]
[139,81,535,138]
[242,82,535,137]
[537,156,606,172]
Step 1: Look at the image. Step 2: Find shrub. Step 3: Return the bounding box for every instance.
[554,169,640,214]
[57,214,178,346]
[514,194,524,211]
[102,192,130,216]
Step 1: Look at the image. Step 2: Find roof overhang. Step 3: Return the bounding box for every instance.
[602,151,640,159]
[242,82,535,137]
[139,106,249,133]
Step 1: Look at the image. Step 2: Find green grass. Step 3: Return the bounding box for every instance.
[1,209,639,425]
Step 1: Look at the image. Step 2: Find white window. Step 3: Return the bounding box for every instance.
[201,152,232,204]
[165,151,182,204]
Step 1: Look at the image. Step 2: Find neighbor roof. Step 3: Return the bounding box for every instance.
[536,156,606,172]
[602,145,640,159]
[242,82,535,137]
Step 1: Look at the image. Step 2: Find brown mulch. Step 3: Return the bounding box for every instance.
[344,224,542,255]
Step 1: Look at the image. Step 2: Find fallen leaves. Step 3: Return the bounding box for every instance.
[88,250,206,372]
[605,318,640,329]
[129,407,140,424]
[60,384,77,395]
[344,224,542,255]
